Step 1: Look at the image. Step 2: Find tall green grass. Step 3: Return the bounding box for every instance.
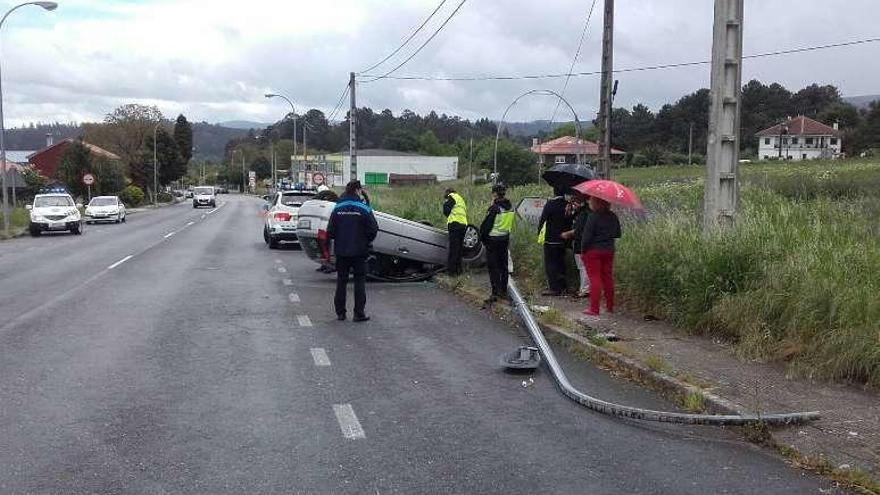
[374,159,880,386]
[0,207,30,238]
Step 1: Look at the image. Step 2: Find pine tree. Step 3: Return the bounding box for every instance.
[173,114,194,165]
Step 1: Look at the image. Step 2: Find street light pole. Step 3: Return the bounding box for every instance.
[153,122,160,205]
[265,93,296,178]
[0,1,57,237]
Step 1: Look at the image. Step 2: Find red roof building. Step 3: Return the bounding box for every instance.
[531,136,626,167]
[756,116,842,161]
[27,138,121,178]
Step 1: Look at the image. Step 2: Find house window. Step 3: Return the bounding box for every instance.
[830,138,838,145]
[764,138,770,145]
[554,155,566,164]
[805,137,814,145]
[791,137,799,145]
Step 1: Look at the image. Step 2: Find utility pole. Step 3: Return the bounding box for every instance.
[704,0,744,230]
[349,72,358,182]
[595,0,614,179]
[241,150,245,194]
[688,122,694,165]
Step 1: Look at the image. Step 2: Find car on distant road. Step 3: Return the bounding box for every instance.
[185,188,193,198]
[192,186,216,208]
[85,196,126,224]
[26,193,83,236]
[262,189,317,249]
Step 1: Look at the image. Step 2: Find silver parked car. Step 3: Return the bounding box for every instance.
[85,196,126,224]
[296,199,484,281]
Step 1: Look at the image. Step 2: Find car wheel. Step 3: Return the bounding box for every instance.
[29,228,41,237]
[268,237,280,249]
[263,226,270,244]
[122,215,126,223]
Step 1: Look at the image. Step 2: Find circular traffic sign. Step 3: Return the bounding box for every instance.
[313,172,325,185]
[83,173,95,186]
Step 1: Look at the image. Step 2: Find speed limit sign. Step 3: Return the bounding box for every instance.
[83,173,95,186]
[312,172,325,186]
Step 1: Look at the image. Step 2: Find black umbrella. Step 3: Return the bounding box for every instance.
[541,163,596,190]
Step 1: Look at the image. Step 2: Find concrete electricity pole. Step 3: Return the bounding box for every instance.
[704,0,744,230]
[349,72,358,182]
[595,0,614,179]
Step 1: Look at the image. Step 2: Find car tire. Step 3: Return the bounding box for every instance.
[29,227,41,237]
[263,226,270,244]
[268,237,280,249]
[122,215,126,223]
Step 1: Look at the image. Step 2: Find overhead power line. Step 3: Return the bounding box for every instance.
[548,0,600,125]
[359,0,449,75]
[359,0,469,83]
[327,84,351,122]
[358,36,880,82]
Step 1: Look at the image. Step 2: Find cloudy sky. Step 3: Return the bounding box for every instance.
[1,0,878,127]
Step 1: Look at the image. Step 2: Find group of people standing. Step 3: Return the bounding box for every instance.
[540,190,621,317]
[444,184,620,317]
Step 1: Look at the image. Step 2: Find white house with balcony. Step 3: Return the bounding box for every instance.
[756,116,842,161]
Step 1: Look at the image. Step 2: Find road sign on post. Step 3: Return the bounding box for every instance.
[248,171,256,191]
[515,197,547,226]
[313,172,325,186]
[83,173,95,201]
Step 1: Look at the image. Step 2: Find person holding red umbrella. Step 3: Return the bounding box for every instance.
[572,179,641,318]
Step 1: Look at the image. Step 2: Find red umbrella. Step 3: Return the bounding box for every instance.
[573,179,643,209]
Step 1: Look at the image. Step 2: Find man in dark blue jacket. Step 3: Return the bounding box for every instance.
[327,180,378,322]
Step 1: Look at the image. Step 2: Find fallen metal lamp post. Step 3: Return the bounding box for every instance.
[507,279,821,426]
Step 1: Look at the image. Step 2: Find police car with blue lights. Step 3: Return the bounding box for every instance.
[26,187,84,236]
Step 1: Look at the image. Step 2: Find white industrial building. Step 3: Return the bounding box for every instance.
[331,149,459,186]
[756,116,842,161]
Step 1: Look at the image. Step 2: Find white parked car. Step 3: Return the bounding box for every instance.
[85,196,126,224]
[192,186,216,208]
[262,189,317,249]
[26,193,83,236]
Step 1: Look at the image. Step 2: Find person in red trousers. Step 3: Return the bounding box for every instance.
[579,196,621,318]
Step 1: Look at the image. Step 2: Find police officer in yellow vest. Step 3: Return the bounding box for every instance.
[443,188,468,275]
[479,183,515,302]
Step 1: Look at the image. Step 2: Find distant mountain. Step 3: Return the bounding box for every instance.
[217,120,270,130]
[843,95,880,110]
[192,122,251,161]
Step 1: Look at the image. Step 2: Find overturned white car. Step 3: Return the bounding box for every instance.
[296,199,484,282]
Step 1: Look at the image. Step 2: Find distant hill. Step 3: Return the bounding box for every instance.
[843,95,880,110]
[192,122,250,160]
[505,120,590,137]
[217,120,270,130]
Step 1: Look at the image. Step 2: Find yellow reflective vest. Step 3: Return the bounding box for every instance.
[446,192,468,226]
[490,208,515,238]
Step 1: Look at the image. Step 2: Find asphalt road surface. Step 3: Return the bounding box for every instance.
[0,195,843,494]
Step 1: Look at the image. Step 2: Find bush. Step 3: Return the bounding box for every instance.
[157,192,174,203]
[663,152,690,165]
[630,153,651,167]
[120,185,145,207]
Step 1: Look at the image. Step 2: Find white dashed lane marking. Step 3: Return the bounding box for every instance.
[333,404,365,439]
[289,293,300,303]
[278,267,287,273]
[282,279,293,286]
[107,255,133,270]
[310,348,331,367]
[186,221,195,227]
[296,315,312,327]
[164,232,175,239]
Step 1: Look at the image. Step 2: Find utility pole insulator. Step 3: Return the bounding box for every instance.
[704,0,744,230]
[349,72,358,182]
[596,0,614,179]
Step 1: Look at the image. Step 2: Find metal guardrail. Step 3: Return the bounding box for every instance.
[507,279,821,426]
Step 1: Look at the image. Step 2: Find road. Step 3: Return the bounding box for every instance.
[0,195,841,494]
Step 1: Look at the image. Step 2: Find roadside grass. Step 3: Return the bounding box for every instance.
[0,207,30,238]
[375,158,880,387]
[681,391,707,413]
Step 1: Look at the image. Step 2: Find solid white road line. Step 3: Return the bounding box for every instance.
[333,404,366,439]
[186,221,195,227]
[107,255,133,270]
[278,267,287,273]
[310,348,331,367]
[164,232,175,239]
[289,293,300,303]
[282,278,293,286]
[297,315,312,327]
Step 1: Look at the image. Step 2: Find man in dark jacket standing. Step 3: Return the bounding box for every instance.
[443,188,468,275]
[479,183,514,304]
[538,186,572,296]
[327,180,378,322]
